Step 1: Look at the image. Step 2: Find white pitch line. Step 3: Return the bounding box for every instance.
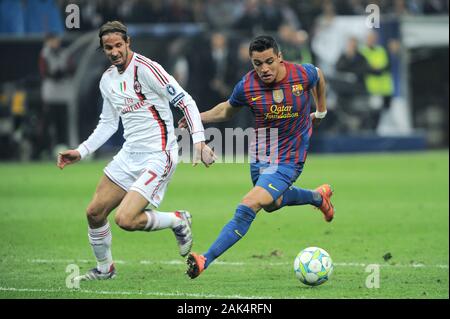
[0,287,282,299]
[335,262,449,269]
[26,259,449,269]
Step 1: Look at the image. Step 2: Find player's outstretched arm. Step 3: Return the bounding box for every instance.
[178,101,240,129]
[202,101,240,123]
[57,150,81,169]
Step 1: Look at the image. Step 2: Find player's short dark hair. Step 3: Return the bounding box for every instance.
[249,35,280,56]
[98,21,128,48]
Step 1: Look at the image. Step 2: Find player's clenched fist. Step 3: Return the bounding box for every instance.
[193,142,217,168]
[57,150,81,169]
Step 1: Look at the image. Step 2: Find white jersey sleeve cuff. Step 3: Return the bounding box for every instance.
[76,144,90,159]
[191,131,205,144]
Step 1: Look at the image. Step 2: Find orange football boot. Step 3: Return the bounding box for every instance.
[315,184,335,222]
[186,252,206,279]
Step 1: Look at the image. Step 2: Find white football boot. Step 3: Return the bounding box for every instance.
[74,264,116,281]
[172,211,193,257]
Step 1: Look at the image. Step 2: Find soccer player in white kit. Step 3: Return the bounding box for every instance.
[57,21,216,281]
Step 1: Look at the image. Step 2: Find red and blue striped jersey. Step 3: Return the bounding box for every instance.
[229,62,319,164]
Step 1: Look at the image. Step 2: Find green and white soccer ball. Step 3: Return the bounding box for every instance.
[294,247,333,286]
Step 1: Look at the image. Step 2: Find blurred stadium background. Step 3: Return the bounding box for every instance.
[0,0,448,159]
[0,0,448,300]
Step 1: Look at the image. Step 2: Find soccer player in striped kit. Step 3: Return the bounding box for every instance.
[181,35,334,279]
[57,21,216,281]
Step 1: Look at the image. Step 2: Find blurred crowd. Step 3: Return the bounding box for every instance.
[0,0,448,160]
[0,0,448,35]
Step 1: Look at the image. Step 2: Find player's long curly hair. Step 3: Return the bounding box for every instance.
[98,21,128,48]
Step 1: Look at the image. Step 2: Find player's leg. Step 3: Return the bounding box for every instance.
[114,190,181,231]
[187,163,288,278]
[245,162,294,212]
[278,184,335,222]
[114,190,150,230]
[259,162,319,211]
[187,163,327,278]
[86,175,126,228]
[114,150,192,256]
[187,186,273,279]
[115,192,193,257]
[259,163,334,221]
[78,174,127,281]
[265,186,322,211]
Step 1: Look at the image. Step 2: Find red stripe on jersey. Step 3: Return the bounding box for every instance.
[283,64,305,163]
[283,81,298,162]
[278,70,297,163]
[136,56,169,85]
[262,86,274,162]
[295,66,310,163]
[301,126,313,163]
[134,66,146,101]
[148,106,168,150]
[242,74,253,106]
[136,55,169,83]
[294,138,302,163]
[246,75,262,162]
[299,65,310,90]
[179,100,194,132]
[148,60,169,83]
[136,59,166,87]
[151,151,172,200]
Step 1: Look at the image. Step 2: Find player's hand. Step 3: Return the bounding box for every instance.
[57,150,81,169]
[193,142,217,168]
[310,112,322,128]
[178,116,188,130]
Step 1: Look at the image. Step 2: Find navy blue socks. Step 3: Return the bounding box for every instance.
[203,205,256,268]
[280,186,323,208]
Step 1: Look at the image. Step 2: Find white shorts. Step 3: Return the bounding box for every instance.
[104,149,178,208]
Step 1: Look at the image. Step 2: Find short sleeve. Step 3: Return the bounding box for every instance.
[302,63,320,88]
[228,77,247,108]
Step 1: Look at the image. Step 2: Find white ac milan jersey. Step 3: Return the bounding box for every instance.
[76,53,204,157]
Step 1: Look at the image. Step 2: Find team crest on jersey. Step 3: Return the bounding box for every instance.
[292,84,303,96]
[134,80,142,94]
[134,65,146,100]
[272,89,284,103]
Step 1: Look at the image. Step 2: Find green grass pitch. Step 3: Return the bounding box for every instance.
[0,151,448,299]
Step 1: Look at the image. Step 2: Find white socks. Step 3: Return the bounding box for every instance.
[87,212,181,272]
[88,222,113,273]
[144,210,181,231]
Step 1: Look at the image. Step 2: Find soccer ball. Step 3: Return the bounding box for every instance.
[294,247,333,286]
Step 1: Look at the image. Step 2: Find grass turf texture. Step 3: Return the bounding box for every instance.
[0,151,448,299]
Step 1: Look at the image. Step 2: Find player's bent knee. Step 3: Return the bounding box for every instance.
[262,197,282,213]
[262,204,278,213]
[114,214,137,231]
[241,196,273,212]
[86,203,108,224]
[240,197,260,212]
